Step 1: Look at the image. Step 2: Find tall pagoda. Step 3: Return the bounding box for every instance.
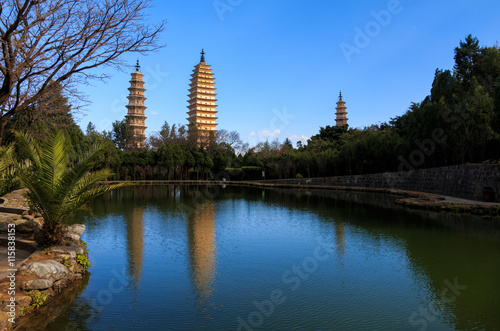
[125,60,147,148]
[187,50,218,145]
[335,91,348,127]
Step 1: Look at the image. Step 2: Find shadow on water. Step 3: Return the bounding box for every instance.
[13,274,90,331]
[215,185,500,330]
[249,186,500,330]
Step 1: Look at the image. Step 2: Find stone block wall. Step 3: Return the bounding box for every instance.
[266,164,500,202]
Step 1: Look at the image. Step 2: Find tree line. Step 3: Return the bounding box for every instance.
[235,35,500,179]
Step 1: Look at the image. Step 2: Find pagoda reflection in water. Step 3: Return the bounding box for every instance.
[187,200,217,309]
[125,207,145,293]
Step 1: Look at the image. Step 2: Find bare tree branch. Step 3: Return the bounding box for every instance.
[0,0,166,144]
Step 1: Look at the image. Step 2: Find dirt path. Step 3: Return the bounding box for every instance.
[441,195,500,206]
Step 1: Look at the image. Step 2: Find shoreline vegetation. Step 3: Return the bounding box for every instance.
[0,192,90,331]
[0,131,128,331]
[0,202,89,331]
[0,236,90,331]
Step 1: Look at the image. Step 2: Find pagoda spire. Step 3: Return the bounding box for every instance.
[335,91,348,127]
[125,63,147,149]
[187,51,218,146]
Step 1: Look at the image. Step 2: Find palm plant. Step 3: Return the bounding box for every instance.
[0,145,13,195]
[13,131,129,246]
[0,145,24,196]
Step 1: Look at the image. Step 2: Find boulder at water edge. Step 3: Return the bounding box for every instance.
[21,279,54,291]
[63,224,86,243]
[20,260,70,282]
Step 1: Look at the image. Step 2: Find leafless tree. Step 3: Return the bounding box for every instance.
[216,129,243,151]
[0,0,166,145]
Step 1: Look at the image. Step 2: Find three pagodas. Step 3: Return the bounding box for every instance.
[125,50,348,148]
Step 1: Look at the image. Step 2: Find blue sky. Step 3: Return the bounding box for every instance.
[78,0,500,146]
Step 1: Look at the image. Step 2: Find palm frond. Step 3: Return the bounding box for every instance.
[14,131,42,168]
[41,131,68,192]
[12,131,131,245]
[52,141,110,211]
[0,146,17,196]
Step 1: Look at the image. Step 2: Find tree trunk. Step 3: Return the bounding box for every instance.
[0,115,10,146]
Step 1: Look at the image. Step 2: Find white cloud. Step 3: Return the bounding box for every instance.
[249,131,256,136]
[289,134,309,142]
[150,110,159,115]
[262,129,280,137]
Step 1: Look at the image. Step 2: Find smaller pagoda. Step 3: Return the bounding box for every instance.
[335,92,348,127]
[125,60,147,149]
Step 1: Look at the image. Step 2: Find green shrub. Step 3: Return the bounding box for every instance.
[76,253,91,270]
[225,168,244,180]
[60,256,71,268]
[28,290,48,308]
[79,239,89,253]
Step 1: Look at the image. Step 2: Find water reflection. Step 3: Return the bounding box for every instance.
[187,201,217,311]
[13,275,91,331]
[252,187,500,330]
[125,207,144,292]
[109,185,220,312]
[54,184,500,330]
[334,219,346,259]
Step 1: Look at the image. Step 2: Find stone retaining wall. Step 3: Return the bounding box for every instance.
[265,164,500,202]
[0,207,25,215]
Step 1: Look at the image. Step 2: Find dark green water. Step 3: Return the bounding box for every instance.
[17,185,500,330]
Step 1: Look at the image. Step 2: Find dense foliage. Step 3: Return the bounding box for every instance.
[238,35,500,179]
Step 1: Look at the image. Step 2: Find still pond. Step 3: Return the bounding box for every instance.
[16,185,500,330]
